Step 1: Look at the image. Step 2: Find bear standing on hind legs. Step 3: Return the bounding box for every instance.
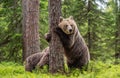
[46,16,90,69]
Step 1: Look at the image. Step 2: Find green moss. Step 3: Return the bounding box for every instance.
[0,61,120,78]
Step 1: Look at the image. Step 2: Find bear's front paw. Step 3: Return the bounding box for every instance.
[54,27,62,35]
[53,27,58,32]
[44,33,51,42]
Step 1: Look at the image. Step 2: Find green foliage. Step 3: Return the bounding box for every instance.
[40,0,49,49]
[0,0,120,63]
[0,0,120,77]
[0,0,22,62]
[0,61,120,78]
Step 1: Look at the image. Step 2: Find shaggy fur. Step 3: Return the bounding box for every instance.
[46,16,90,69]
[37,48,49,68]
[24,47,49,72]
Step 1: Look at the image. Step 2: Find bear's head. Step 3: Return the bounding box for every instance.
[58,16,76,35]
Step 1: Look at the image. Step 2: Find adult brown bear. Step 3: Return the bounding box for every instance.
[46,16,90,69]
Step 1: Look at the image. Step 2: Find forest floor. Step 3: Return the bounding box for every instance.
[0,60,120,78]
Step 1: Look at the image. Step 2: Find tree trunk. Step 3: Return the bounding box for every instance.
[87,0,92,51]
[48,0,64,73]
[22,0,40,61]
[115,0,120,59]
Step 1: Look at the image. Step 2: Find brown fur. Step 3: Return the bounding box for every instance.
[24,47,49,72]
[45,33,51,43]
[46,16,90,69]
[37,47,49,68]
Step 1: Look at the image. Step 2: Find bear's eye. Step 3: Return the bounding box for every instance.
[65,25,68,28]
[71,25,73,27]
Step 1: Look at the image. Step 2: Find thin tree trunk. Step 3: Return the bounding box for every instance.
[22,0,40,61]
[115,0,120,59]
[48,0,64,73]
[87,0,92,51]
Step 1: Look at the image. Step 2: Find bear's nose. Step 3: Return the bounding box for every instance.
[69,29,72,32]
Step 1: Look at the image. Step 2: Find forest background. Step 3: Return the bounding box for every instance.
[0,0,120,78]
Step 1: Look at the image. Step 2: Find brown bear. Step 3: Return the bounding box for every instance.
[24,47,49,72]
[46,16,90,69]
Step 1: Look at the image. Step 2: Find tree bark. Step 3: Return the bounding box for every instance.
[48,0,64,73]
[22,0,40,61]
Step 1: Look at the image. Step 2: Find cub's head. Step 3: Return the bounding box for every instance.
[58,16,76,35]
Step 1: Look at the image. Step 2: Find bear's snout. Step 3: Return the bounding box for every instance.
[67,25,73,34]
[69,29,72,32]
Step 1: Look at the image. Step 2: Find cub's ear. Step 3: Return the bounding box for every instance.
[69,16,73,20]
[59,16,64,22]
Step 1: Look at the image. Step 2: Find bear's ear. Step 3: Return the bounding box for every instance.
[69,16,73,20]
[59,16,64,23]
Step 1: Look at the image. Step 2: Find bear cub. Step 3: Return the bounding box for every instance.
[24,47,49,72]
